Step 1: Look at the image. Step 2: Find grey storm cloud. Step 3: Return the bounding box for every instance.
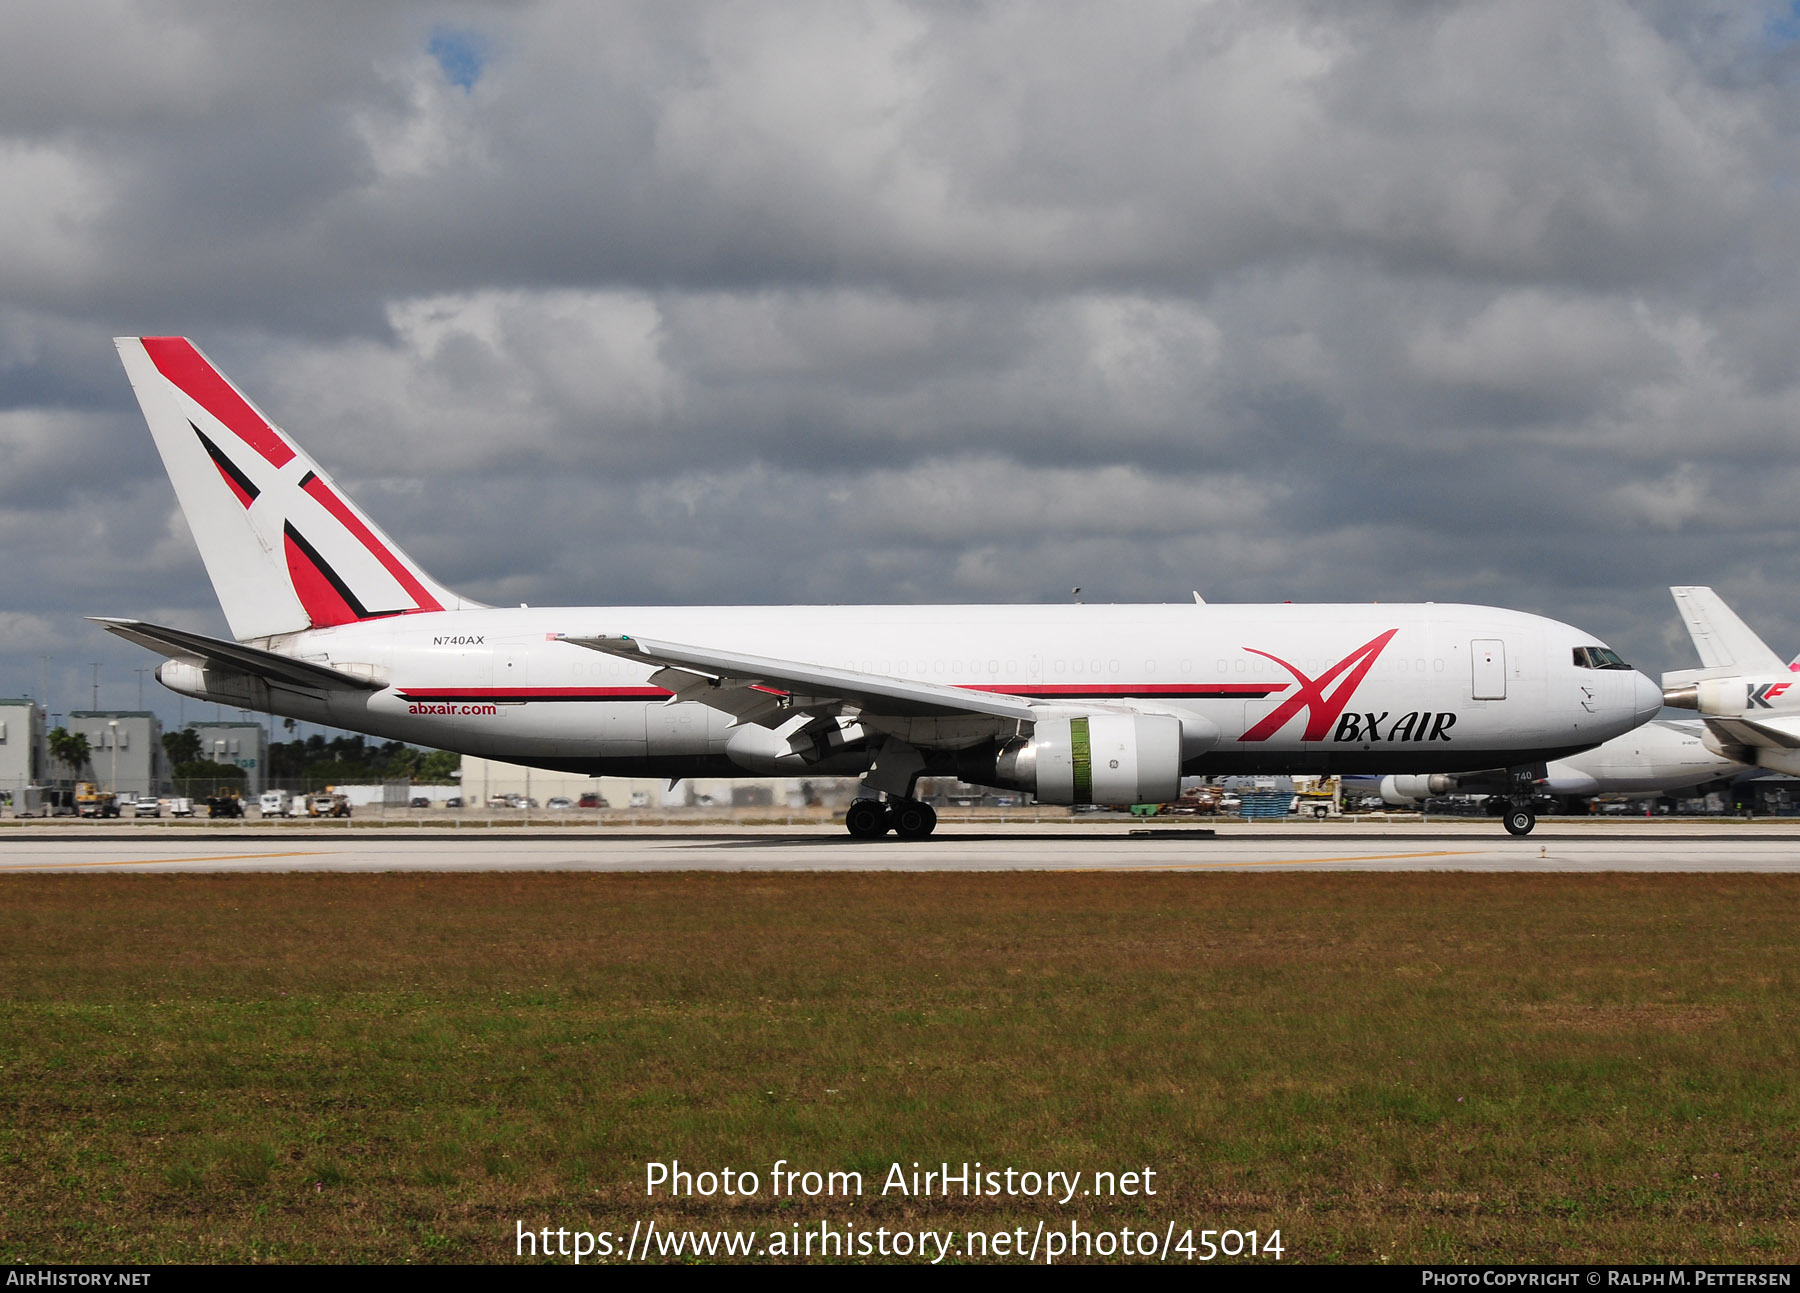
[2,0,1799,718]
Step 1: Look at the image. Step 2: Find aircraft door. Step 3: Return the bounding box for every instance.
[499,647,529,693]
[1471,639,1506,700]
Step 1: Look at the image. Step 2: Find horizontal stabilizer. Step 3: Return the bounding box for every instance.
[1701,715,1800,752]
[1669,587,1786,674]
[91,617,386,691]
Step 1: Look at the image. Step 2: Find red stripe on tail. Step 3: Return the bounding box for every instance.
[283,531,361,627]
[142,338,295,468]
[212,460,255,509]
[300,475,443,613]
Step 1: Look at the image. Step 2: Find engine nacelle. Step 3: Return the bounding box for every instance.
[991,714,1182,806]
[1667,676,1800,717]
[1379,773,1457,805]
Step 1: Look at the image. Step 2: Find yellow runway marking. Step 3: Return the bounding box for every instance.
[0,851,328,872]
[1098,849,1481,871]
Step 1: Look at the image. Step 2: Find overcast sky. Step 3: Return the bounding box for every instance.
[4,0,1799,725]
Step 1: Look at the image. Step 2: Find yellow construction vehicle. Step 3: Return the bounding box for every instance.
[75,781,120,818]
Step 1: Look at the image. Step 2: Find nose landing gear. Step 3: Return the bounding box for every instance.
[1496,765,1547,836]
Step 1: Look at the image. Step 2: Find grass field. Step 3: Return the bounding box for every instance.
[0,872,1795,1264]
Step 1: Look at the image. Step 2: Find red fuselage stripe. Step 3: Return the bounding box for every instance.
[971,683,1282,697]
[398,687,674,700]
[394,683,1281,702]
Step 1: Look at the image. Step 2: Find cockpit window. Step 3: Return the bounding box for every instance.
[1573,646,1631,670]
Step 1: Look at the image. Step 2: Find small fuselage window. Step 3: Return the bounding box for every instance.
[1573,646,1632,670]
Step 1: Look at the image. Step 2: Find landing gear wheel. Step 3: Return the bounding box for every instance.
[845,799,892,839]
[892,800,937,839]
[1503,808,1536,837]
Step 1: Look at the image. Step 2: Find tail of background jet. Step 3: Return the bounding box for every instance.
[115,337,473,642]
[1666,586,1786,677]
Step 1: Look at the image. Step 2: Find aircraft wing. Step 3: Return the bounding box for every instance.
[560,633,1039,730]
[91,617,387,691]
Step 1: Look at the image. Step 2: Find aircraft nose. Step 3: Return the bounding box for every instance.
[1630,670,1663,725]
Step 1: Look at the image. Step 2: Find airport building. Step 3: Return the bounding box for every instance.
[67,711,170,797]
[191,722,270,797]
[0,698,47,809]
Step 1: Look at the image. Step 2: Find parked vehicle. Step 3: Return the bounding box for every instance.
[577,793,608,809]
[76,782,120,818]
[167,797,195,817]
[259,790,293,818]
[21,787,78,817]
[444,796,462,808]
[306,792,351,818]
[1291,775,1343,819]
[133,797,161,817]
[206,795,244,818]
[546,796,573,810]
[410,796,431,808]
[1158,785,1226,816]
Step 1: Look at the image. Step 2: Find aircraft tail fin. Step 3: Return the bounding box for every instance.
[115,337,473,641]
[1668,586,1787,675]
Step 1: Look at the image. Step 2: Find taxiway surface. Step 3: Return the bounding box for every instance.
[3,820,1799,872]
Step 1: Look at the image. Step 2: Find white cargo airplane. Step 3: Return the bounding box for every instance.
[1660,586,1800,777]
[1377,715,1745,810]
[99,337,1662,838]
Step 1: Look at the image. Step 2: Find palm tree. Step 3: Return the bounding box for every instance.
[47,728,91,785]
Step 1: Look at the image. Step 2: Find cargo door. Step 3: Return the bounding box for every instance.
[1471,639,1506,700]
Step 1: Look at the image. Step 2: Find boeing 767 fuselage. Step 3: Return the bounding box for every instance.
[102,337,1662,837]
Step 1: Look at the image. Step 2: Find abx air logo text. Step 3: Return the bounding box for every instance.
[1332,712,1457,743]
[1234,629,1459,745]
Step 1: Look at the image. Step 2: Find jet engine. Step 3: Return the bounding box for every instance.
[1664,677,1800,717]
[1379,773,1457,805]
[986,714,1186,806]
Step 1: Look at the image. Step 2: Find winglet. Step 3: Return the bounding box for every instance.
[1669,587,1787,675]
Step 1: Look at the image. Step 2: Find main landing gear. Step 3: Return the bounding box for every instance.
[844,796,938,840]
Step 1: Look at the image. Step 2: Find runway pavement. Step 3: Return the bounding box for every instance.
[4,819,1800,872]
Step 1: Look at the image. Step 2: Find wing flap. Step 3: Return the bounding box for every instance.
[91,617,387,691]
[561,634,1038,725]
